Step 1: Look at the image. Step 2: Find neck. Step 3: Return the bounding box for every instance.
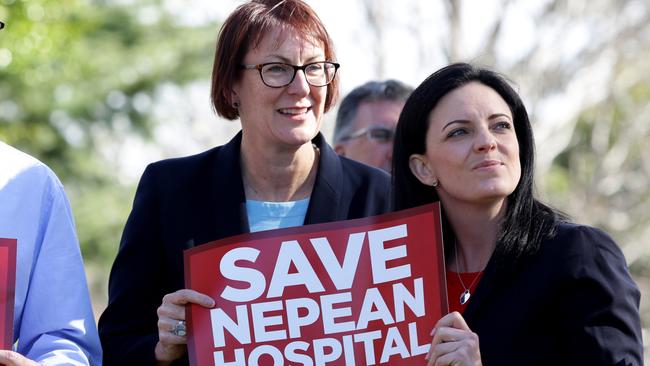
[240,136,319,202]
[444,199,506,272]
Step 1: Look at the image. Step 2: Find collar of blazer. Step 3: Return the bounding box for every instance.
[206,131,345,240]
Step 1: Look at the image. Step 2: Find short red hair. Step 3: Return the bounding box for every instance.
[211,0,339,120]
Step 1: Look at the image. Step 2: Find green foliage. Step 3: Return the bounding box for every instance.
[0,0,219,295]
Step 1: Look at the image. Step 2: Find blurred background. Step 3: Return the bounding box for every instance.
[1,0,648,360]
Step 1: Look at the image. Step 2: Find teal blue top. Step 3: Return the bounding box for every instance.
[246,198,310,233]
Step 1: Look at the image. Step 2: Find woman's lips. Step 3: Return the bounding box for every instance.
[278,106,311,115]
[472,160,502,170]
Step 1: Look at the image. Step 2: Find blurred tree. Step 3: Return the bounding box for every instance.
[543,49,650,268]
[0,0,219,304]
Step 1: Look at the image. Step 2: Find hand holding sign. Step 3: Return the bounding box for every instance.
[425,312,481,366]
[155,289,215,363]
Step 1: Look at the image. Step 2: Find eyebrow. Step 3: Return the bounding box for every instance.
[441,113,512,131]
[268,54,326,64]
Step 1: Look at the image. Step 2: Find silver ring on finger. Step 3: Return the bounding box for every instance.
[172,320,187,337]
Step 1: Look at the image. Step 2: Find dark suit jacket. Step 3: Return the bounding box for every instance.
[98,132,391,365]
[464,222,642,366]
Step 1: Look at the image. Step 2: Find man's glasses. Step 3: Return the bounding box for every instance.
[341,126,395,143]
[240,61,340,88]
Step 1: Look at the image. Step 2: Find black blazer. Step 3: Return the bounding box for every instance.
[98,132,391,365]
[464,222,642,366]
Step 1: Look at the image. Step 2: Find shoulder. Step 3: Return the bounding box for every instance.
[335,155,391,209]
[540,222,631,280]
[338,155,391,188]
[139,142,232,189]
[339,156,391,214]
[537,224,642,363]
[147,144,225,174]
[315,134,390,198]
[145,132,240,175]
[0,142,63,197]
[548,222,623,259]
[313,137,391,216]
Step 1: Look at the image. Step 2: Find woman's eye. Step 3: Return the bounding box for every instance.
[494,121,511,130]
[305,63,323,73]
[265,64,290,74]
[447,128,467,138]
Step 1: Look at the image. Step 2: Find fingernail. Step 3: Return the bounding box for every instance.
[430,328,436,336]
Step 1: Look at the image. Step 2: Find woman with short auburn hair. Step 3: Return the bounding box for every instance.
[98,1,389,364]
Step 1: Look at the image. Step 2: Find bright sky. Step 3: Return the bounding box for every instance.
[162,0,505,89]
[113,0,611,182]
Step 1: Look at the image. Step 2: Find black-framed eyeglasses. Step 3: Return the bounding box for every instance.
[341,125,395,143]
[240,61,340,88]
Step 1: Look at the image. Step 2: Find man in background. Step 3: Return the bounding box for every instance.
[0,141,101,365]
[333,79,413,173]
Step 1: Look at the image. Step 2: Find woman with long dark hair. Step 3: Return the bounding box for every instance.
[393,63,642,365]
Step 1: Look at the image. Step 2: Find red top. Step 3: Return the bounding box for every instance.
[446,270,484,314]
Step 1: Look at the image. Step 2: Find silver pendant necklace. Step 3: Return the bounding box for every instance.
[455,241,484,305]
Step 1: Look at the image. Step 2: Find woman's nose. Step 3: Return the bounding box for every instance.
[474,130,497,152]
[286,69,310,96]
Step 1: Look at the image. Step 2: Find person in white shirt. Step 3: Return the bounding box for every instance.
[0,141,102,366]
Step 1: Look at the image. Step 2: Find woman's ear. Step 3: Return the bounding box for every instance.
[409,154,437,187]
[228,88,239,108]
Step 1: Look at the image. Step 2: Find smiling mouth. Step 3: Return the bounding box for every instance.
[278,107,312,115]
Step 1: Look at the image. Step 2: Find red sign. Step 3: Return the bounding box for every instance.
[184,203,447,366]
[0,238,17,350]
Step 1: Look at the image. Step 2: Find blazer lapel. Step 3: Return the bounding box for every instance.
[194,132,341,243]
[195,132,249,247]
[304,133,343,225]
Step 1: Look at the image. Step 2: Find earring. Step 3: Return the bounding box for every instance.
[431,178,439,187]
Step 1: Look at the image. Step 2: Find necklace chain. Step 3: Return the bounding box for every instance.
[454,240,484,305]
